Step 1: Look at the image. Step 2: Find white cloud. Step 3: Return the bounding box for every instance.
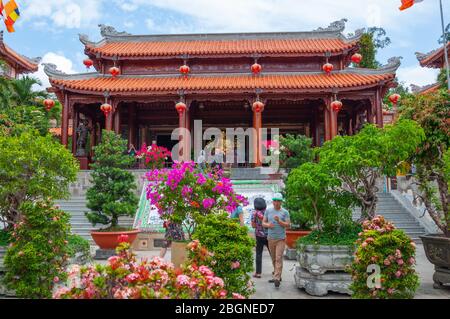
[33,52,77,91]
[22,0,103,29]
[396,65,440,89]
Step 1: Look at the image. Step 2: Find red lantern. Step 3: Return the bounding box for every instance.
[43,99,55,111]
[389,93,401,105]
[109,66,120,77]
[351,53,362,64]
[100,103,112,117]
[252,101,265,113]
[83,58,93,69]
[180,64,190,76]
[331,100,343,112]
[175,102,187,114]
[322,62,334,75]
[251,63,262,75]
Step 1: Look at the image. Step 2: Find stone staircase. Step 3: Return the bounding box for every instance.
[55,197,135,243]
[353,192,427,241]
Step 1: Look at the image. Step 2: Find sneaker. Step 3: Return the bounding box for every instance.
[274,279,281,288]
[268,278,282,283]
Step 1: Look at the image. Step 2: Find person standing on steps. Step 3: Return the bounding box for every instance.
[251,197,269,279]
[262,193,290,288]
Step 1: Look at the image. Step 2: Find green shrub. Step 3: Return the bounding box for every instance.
[4,200,72,298]
[297,223,361,246]
[349,216,419,299]
[0,229,10,246]
[86,130,138,230]
[192,212,255,298]
[279,134,314,169]
[66,234,90,259]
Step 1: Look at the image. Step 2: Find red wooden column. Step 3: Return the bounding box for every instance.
[323,99,331,141]
[128,104,136,148]
[375,88,383,128]
[71,105,79,154]
[184,104,191,161]
[114,103,121,134]
[61,93,69,147]
[252,101,264,167]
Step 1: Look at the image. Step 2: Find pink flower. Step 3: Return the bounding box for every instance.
[397,259,404,266]
[125,273,139,283]
[395,271,402,278]
[366,237,374,243]
[53,287,70,299]
[408,257,416,265]
[199,265,214,277]
[371,256,378,262]
[18,251,24,256]
[48,240,53,244]
[231,261,240,269]
[410,242,416,248]
[387,288,395,295]
[395,249,402,259]
[52,216,59,222]
[53,276,60,283]
[361,242,368,248]
[384,259,391,266]
[176,275,190,286]
[202,198,216,210]
[219,290,227,298]
[212,277,224,288]
[232,293,245,299]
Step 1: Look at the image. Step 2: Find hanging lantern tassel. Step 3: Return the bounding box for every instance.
[109,66,120,78]
[179,65,190,79]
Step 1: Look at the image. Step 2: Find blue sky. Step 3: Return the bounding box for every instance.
[3,0,447,89]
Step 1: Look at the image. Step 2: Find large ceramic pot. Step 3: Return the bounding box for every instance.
[297,244,354,275]
[91,229,140,249]
[420,234,450,288]
[171,241,188,268]
[286,230,311,249]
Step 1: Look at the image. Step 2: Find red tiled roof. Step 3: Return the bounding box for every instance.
[50,72,394,94]
[87,38,358,57]
[417,42,449,68]
[0,43,39,72]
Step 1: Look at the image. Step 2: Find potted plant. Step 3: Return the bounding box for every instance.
[86,130,139,252]
[286,162,360,296]
[285,210,312,250]
[399,88,450,288]
[145,162,248,265]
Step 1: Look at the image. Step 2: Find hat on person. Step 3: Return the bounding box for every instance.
[272,192,283,201]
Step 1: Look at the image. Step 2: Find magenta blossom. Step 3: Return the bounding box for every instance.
[202,198,216,210]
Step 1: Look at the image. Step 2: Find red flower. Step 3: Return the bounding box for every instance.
[118,234,129,243]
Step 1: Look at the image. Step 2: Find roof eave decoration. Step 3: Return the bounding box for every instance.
[346,56,401,75]
[44,63,101,82]
[415,42,449,67]
[98,24,131,39]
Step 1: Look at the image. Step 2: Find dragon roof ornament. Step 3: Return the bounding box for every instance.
[314,19,347,33]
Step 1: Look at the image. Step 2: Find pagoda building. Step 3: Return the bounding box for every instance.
[45,19,400,168]
[0,31,39,79]
[413,42,449,94]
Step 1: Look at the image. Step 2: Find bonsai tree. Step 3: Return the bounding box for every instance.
[279,134,314,169]
[0,130,78,228]
[399,89,449,236]
[85,130,138,230]
[285,162,356,232]
[318,120,425,220]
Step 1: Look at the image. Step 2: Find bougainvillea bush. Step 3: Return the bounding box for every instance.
[192,213,255,298]
[349,215,419,299]
[136,143,172,169]
[4,200,72,298]
[145,161,248,238]
[53,239,244,299]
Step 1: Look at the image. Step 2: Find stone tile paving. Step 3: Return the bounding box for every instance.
[127,244,450,299]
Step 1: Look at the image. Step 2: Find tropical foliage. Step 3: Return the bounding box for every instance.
[318,120,425,220]
[145,162,248,239]
[279,134,314,169]
[349,216,419,299]
[3,200,72,299]
[0,131,78,228]
[192,212,255,298]
[399,89,450,236]
[85,130,138,229]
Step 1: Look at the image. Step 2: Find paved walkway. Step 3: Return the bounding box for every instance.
[128,243,450,299]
